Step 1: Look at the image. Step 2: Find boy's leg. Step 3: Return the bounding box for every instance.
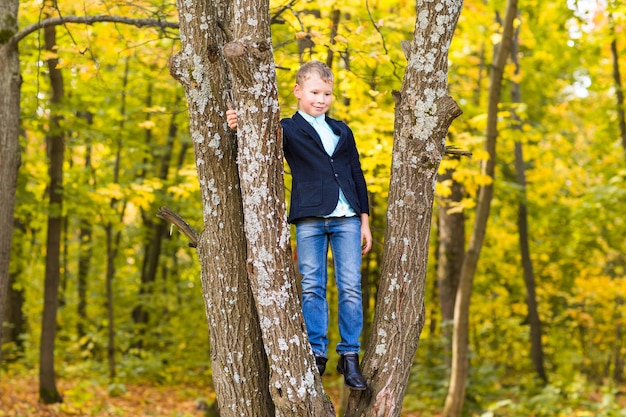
[295,218,329,359]
[328,216,363,355]
[329,216,366,389]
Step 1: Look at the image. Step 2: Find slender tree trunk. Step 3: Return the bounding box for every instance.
[104,57,131,380]
[612,297,624,382]
[135,93,181,346]
[510,23,548,384]
[76,113,94,339]
[0,0,21,362]
[105,222,121,380]
[6,253,26,359]
[77,223,91,339]
[608,14,626,159]
[443,1,518,416]
[437,168,464,346]
[39,20,65,405]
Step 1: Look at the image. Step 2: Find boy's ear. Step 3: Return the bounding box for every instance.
[293,83,301,98]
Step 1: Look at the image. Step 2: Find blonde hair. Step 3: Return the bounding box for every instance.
[295,61,334,85]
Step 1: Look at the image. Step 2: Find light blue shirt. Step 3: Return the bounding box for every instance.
[298,111,357,218]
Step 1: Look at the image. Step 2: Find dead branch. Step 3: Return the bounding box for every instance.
[156,206,199,248]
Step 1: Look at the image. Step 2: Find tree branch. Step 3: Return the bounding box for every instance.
[156,207,199,248]
[10,15,179,46]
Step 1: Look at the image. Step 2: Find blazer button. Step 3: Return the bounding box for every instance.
[335,174,338,177]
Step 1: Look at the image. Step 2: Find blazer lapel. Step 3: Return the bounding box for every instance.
[326,117,346,153]
[293,112,327,153]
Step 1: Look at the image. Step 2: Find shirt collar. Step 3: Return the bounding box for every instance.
[298,110,325,126]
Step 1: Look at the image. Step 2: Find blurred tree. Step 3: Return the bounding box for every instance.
[39,7,65,403]
[444,0,518,415]
[0,0,20,364]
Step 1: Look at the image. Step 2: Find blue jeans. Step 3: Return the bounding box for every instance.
[295,216,363,357]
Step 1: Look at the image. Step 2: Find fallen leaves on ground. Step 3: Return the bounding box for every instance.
[0,373,428,416]
[0,374,208,417]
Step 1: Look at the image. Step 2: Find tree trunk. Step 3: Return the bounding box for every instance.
[170,1,277,416]
[135,93,181,347]
[6,264,26,360]
[104,57,130,381]
[76,120,94,340]
[443,1,518,416]
[39,20,65,405]
[346,1,463,416]
[0,0,21,363]
[223,0,334,411]
[437,169,464,337]
[105,222,120,380]
[77,223,91,339]
[608,14,626,159]
[510,23,548,384]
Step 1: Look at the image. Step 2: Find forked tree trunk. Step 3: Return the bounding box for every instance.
[170,1,277,416]
[0,0,21,363]
[443,1,518,416]
[222,0,334,412]
[39,20,65,405]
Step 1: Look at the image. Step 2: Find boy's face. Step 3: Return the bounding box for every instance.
[293,75,334,117]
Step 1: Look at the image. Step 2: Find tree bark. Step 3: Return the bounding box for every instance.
[170,1,277,416]
[0,0,21,363]
[222,0,334,412]
[443,1,518,416]
[39,19,65,405]
[510,22,547,384]
[76,113,94,340]
[346,1,463,416]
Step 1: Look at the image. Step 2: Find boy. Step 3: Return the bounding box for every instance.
[227,61,371,390]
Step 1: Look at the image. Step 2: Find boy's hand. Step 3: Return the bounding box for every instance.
[360,213,372,255]
[226,109,238,130]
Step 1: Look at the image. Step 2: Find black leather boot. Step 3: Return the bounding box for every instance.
[315,356,328,376]
[337,353,367,390]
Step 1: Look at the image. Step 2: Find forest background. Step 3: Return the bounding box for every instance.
[1,0,626,416]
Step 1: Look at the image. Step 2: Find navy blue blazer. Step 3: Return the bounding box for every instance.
[282,112,369,224]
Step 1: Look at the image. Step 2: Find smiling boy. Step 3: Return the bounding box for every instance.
[227,61,371,390]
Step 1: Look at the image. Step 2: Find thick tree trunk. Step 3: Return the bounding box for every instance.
[0,0,21,362]
[170,1,276,416]
[39,21,65,405]
[443,1,518,416]
[223,0,334,412]
[346,1,463,416]
[510,24,547,384]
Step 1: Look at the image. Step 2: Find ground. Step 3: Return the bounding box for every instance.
[0,374,425,416]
